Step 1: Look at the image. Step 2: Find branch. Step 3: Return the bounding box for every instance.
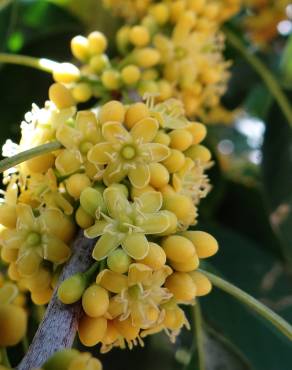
[0,53,59,73]
[17,231,95,370]
[200,269,292,341]
[223,27,292,127]
[0,141,62,174]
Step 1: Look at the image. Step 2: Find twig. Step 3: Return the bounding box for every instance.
[0,141,62,174]
[0,53,58,73]
[223,27,292,127]
[17,231,95,370]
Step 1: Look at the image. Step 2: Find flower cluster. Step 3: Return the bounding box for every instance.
[49,0,241,120]
[242,0,291,46]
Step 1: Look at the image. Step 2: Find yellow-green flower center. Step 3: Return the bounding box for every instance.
[80,141,93,154]
[175,46,187,60]
[121,145,136,160]
[26,232,41,246]
[128,284,141,299]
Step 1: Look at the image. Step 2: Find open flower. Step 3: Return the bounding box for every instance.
[97,263,172,328]
[85,186,171,260]
[3,204,72,276]
[172,158,212,204]
[56,110,102,176]
[88,117,170,188]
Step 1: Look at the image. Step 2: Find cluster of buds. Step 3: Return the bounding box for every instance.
[50,0,241,119]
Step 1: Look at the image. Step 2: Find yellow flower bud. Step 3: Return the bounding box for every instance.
[71,35,89,61]
[24,267,51,293]
[186,122,207,145]
[157,79,173,101]
[76,206,94,229]
[181,231,218,258]
[163,305,186,330]
[169,129,193,151]
[170,254,199,272]
[114,317,140,341]
[78,315,107,347]
[31,288,53,305]
[138,80,159,96]
[99,100,125,124]
[163,193,196,227]
[131,185,155,199]
[26,152,55,174]
[80,187,105,217]
[125,102,149,129]
[162,235,195,263]
[150,3,169,25]
[55,149,82,176]
[121,65,141,85]
[133,48,160,68]
[58,273,86,304]
[158,210,178,236]
[141,68,159,81]
[0,304,27,346]
[66,174,91,199]
[72,83,92,103]
[129,26,150,47]
[139,242,166,270]
[154,130,171,146]
[116,26,130,52]
[149,163,169,189]
[0,204,16,228]
[88,31,107,55]
[189,271,212,296]
[49,83,75,109]
[185,145,211,162]
[107,248,132,274]
[162,149,185,173]
[8,263,20,281]
[101,69,121,90]
[89,54,109,73]
[165,272,196,301]
[1,245,18,263]
[53,63,80,84]
[82,284,109,317]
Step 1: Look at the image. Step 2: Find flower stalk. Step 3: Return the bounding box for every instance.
[0,53,59,73]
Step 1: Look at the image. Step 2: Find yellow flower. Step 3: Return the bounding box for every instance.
[85,186,172,260]
[56,110,102,176]
[88,115,170,188]
[172,157,212,204]
[98,263,172,328]
[3,204,72,276]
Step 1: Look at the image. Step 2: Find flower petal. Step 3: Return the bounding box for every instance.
[135,191,162,213]
[42,235,71,264]
[103,159,128,186]
[56,123,82,149]
[128,164,150,189]
[84,220,108,238]
[103,187,131,219]
[128,263,152,286]
[102,121,130,143]
[76,111,101,143]
[141,143,170,163]
[96,269,128,293]
[88,142,114,165]
[136,211,170,234]
[130,117,158,143]
[16,204,36,231]
[16,249,41,276]
[92,232,122,261]
[121,233,149,260]
[0,283,18,304]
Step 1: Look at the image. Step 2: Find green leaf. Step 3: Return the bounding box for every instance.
[262,94,292,265]
[199,224,292,370]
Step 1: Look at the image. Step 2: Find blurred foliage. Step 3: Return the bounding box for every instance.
[0,1,292,369]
